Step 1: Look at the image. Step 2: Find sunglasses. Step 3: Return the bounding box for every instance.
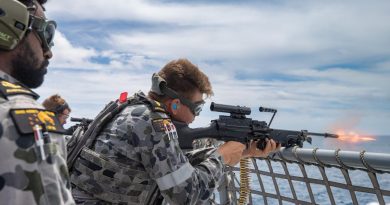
[179,97,205,116]
[58,113,70,120]
[160,84,205,116]
[30,15,57,51]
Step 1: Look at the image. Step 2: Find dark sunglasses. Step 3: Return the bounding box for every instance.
[55,102,69,114]
[180,98,205,116]
[161,85,205,116]
[30,15,57,51]
[58,113,70,120]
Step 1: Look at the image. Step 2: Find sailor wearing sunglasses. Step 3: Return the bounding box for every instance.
[70,59,279,205]
[0,0,74,204]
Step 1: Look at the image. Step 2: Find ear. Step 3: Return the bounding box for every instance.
[169,99,180,115]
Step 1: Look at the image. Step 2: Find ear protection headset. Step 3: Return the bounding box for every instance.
[150,73,166,95]
[0,0,30,50]
[150,73,205,116]
[150,74,180,111]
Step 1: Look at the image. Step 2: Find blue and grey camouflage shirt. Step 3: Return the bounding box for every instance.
[0,71,75,205]
[71,93,225,205]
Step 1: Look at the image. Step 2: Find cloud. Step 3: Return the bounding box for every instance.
[51,31,165,71]
[47,0,390,61]
[37,69,154,119]
[37,0,390,135]
[50,31,98,69]
[46,0,266,26]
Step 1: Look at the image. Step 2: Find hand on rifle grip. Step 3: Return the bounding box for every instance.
[243,139,281,158]
[256,139,267,150]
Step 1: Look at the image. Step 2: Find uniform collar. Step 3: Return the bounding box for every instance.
[0,70,40,100]
[0,70,20,84]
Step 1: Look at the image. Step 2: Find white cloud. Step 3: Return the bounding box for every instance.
[37,0,390,135]
[50,31,98,69]
[47,0,390,63]
[51,31,166,71]
[46,0,266,26]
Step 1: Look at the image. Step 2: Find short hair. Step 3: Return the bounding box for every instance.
[151,59,213,100]
[42,94,71,114]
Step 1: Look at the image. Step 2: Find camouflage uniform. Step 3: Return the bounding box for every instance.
[70,92,225,205]
[0,71,75,205]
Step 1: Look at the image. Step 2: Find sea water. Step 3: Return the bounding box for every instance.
[236,135,390,205]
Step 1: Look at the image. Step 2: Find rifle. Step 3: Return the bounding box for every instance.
[66,117,94,154]
[64,117,93,135]
[70,117,93,124]
[174,102,338,149]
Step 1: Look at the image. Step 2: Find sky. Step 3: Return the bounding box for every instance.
[36,0,390,136]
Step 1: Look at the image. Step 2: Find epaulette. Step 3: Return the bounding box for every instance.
[133,92,167,114]
[148,100,168,113]
[9,108,66,135]
[0,80,39,100]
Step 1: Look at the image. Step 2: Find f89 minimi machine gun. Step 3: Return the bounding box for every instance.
[175,102,338,149]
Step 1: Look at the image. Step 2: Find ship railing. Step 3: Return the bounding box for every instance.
[215,147,390,205]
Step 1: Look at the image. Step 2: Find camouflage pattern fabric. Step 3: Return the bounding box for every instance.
[71,92,225,205]
[0,71,75,205]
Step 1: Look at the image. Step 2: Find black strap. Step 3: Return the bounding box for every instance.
[67,93,168,170]
[67,99,120,169]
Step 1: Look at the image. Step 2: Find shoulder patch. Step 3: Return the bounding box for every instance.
[0,80,39,100]
[9,108,66,135]
[152,118,178,140]
[152,118,172,132]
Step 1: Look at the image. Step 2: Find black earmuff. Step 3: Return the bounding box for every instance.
[150,73,168,95]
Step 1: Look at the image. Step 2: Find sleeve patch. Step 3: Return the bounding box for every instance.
[152,118,171,132]
[152,118,178,141]
[9,108,66,135]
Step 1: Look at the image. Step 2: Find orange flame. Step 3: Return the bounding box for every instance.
[336,130,376,143]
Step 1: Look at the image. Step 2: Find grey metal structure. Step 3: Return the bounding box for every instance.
[214,147,390,205]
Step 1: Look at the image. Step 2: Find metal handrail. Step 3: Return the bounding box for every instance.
[272,147,390,173]
[219,147,390,205]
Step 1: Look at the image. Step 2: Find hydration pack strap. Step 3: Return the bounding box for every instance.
[67,93,167,170]
[67,99,131,169]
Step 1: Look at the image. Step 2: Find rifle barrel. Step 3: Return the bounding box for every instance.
[307,132,339,138]
[70,117,93,123]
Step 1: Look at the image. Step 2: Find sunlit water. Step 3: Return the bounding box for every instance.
[229,135,390,205]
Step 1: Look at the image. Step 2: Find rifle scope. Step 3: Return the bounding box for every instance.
[210,102,251,115]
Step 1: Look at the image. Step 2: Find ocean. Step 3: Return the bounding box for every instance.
[233,135,390,205]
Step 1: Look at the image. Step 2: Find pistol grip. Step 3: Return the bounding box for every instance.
[256,140,267,150]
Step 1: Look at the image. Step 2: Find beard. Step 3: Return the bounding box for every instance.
[11,38,49,88]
